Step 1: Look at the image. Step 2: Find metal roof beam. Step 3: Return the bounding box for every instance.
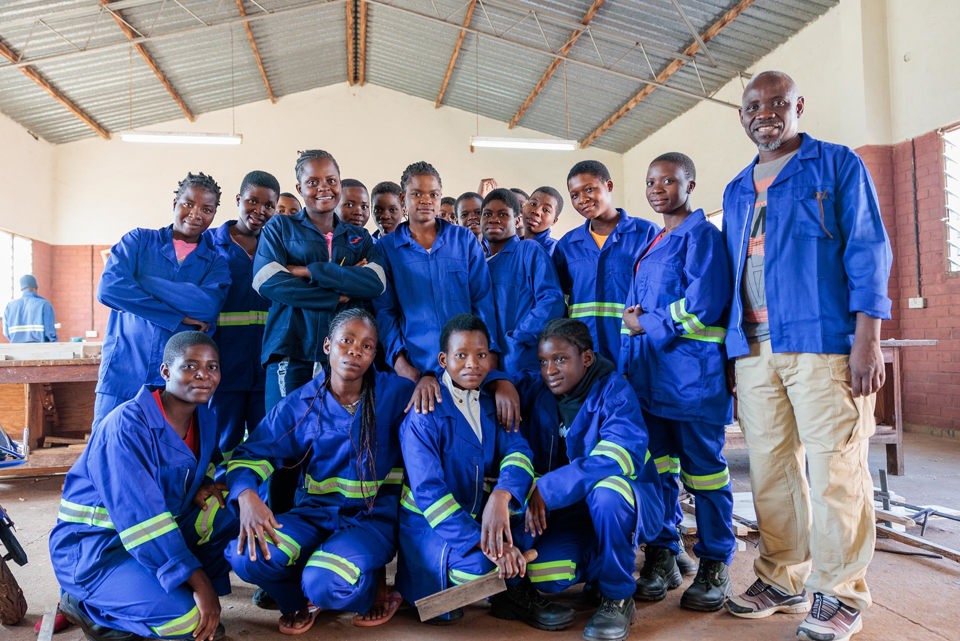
[236,0,276,102]
[435,0,476,109]
[101,1,196,121]
[581,0,755,149]
[0,37,110,139]
[508,0,605,129]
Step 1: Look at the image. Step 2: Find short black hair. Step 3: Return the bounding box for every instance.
[295,149,340,182]
[440,196,456,207]
[540,318,593,353]
[531,185,564,216]
[567,160,611,183]
[455,191,483,212]
[482,188,519,214]
[279,191,300,202]
[341,178,368,192]
[175,172,222,206]
[239,170,280,196]
[400,161,442,192]
[440,314,490,352]
[650,152,696,181]
[509,187,529,200]
[371,181,402,199]
[162,331,218,366]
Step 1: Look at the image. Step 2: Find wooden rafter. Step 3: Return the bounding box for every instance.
[346,0,356,86]
[435,0,476,108]
[509,0,605,129]
[357,0,367,86]
[235,0,276,103]
[0,37,109,139]
[102,1,195,121]
[581,0,755,149]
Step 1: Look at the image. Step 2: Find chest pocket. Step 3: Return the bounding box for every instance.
[636,254,685,309]
[788,185,840,240]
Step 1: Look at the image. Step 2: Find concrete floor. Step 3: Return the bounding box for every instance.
[1,431,958,641]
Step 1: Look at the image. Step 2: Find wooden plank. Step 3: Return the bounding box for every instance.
[415,572,505,621]
[346,0,356,86]
[49,381,96,433]
[234,0,275,102]
[0,384,27,431]
[0,364,100,385]
[875,508,915,527]
[434,0,476,108]
[876,524,960,563]
[37,605,57,641]
[357,0,367,86]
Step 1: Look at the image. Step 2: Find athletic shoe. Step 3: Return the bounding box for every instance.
[725,578,809,619]
[797,593,863,641]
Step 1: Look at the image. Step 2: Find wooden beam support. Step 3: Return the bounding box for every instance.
[508,0,605,129]
[580,0,755,149]
[102,1,196,120]
[357,0,367,86]
[0,38,110,139]
[346,0,356,86]
[435,0,476,109]
[234,0,276,102]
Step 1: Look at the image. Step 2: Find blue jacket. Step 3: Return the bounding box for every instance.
[226,371,413,537]
[722,134,893,358]
[487,236,565,374]
[527,229,558,257]
[3,291,56,342]
[373,220,501,373]
[49,386,221,597]
[209,221,269,392]
[515,370,662,544]
[96,226,229,398]
[253,212,385,365]
[619,210,733,424]
[554,210,660,364]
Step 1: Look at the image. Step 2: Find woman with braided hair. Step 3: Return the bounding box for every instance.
[224,308,412,634]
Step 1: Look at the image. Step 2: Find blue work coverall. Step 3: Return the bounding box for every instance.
[49,386,238,639]
[95,227,229,426]
[553,210,660,364]
[225,371,413,616]
[527,229,558,257]
[2,290,56,342]
[619,209,736,564]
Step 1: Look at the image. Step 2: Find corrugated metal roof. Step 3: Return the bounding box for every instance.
[0,0,838,150]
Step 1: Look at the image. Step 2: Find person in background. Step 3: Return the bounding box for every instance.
[455,191,484,243]
[522,186,564,257]
[338,179,371,229]
[371,181,406,241]
[510,188,529,238]
[438,196,458,224]
[2,274,56,343]
[276,193,302,216]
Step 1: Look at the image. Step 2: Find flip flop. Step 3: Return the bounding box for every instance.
[352,590,403,627]
[278,603,320,635]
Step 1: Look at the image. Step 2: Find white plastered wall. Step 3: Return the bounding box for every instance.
[0,111,56,242]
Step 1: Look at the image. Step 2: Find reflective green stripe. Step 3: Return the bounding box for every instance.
[57,499,115,529]
[681,467,731,491]
[500,452,534,478]
[151,606,199,637]
[424,493,462,528]
[119,512,177,550]
[680,325,726,343]
[620,324,631,335]
[205,463,217,479]
[307,550,361,584]
[594,476,635,507]
[569,301,625,319]
[669,298,706,335]
[304,474,379,499]
[590,440,635,476]
[400,485,422,514]
[8,324,44,333]
[527,559,577,583]
[272,530,302,566]
[382,467,404,485]
[654,455,681,475]
[216,311,268,326]
[225,458,274,481]
[644,450,652,464]
[449,567,496,585]
[194,495,222,545]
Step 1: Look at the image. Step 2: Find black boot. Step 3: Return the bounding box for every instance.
[676,547,697,576]
[634,546,682,601]
[680,558,731,612]
[59,593,144,641]
[583,596,635,641]
[489,578,575,631]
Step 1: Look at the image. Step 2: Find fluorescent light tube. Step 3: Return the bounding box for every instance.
[120,132,243,145]
[470,136,577,151]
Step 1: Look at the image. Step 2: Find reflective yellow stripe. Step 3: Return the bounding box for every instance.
[304,474,379,499]
[57,499,115,529]
[590,440,635,476]
[423,493,462,528]
[307,550,361,584]
[225,458,274,482]
[527,560,577,583]
[654,455,681,475]
[216,310,268,326]
[272,529,302,566]
[205,463,217,479]
[448,567,496,585]
[569,301,625,319]
[400,485,422,514]
[119,512,178,550]
[680,325,726,343]
[594,476,635,507]
[669,298,706,335]
[500,452,534,478]
[151,606,199,637]
[382,467,404,485]
[681,467,731,491]
[8,324,45,333]
[194,494,226,545]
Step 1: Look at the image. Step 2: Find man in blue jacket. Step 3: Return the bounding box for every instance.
[3,274,56,342]
[721,71,892,641]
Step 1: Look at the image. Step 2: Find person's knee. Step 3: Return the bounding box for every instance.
[588,478,635,516]
[302,551,368,608]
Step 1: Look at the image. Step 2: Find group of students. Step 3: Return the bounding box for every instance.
[49,147,738,641]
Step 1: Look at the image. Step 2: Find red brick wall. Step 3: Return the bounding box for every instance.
[47,245,110,342]
[858,130,960,436]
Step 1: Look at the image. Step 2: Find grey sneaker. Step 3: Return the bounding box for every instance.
[797,593,862,641]
[725,578,809,619]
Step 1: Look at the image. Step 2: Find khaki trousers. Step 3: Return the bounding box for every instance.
[735,340,876,610]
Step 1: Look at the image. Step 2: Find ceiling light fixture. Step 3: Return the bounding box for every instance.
[120,131,243,145]
[470,136,577,151]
